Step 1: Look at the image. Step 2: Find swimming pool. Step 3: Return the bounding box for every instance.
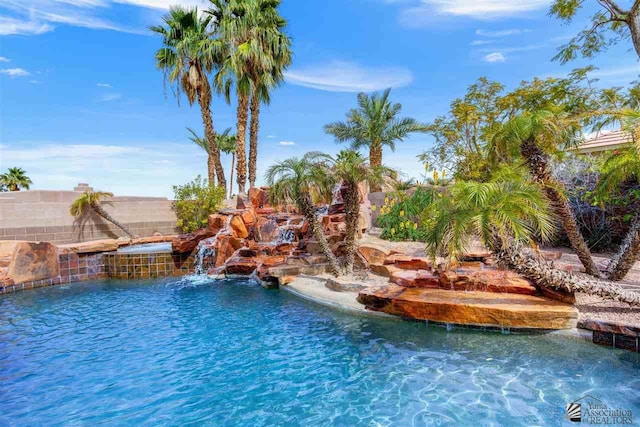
[1,277,638,425]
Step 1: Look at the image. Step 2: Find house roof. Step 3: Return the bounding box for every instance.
[573,129,633,154]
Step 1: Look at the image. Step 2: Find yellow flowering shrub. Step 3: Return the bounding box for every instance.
[377,187,437,241]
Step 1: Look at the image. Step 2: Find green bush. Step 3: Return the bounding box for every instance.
[172,176,225,233]
[376,186,437,241]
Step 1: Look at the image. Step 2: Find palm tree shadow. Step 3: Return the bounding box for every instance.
[72,207,119,241]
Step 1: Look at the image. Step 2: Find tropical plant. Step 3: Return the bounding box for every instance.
[550,0,640,62]
[266,152,341,276]
[595,110,640,280]
[377,187,437,242]
[423,177,640,306]
[331,150,388,274]
[172,175,226,233]
[210,0,291,193]
[70,191,136,238]
[490,108,603,277]
[0,167,32,191]
[324,88,428,192]
[150,7,226,190]
[217,127,237,198]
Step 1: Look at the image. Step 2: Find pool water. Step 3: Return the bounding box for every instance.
[1,277,638,426]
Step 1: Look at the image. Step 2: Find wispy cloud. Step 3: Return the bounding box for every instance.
[0,16,54,35]
[279,141,296,146]
[470,40,492,46]
[0,56,10,62]
[0,67,30,77]
[476,28,530,37]
[97,82,112,87]
[483,52,505,63]
[98,93,122,102]
[284,61,413,92]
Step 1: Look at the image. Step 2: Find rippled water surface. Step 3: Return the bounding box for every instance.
[1,277,639,426]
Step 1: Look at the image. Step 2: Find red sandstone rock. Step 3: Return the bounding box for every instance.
[58,239,119,254]
[248,187,269,209]
[260,255,286,267]
[391,270,440,288]
[229,216,249,239]
[172,228,215,253]
[7,242,60,284]
[131,235,176,245]
[255,217,279,242]
[357,244,392,265]
[384,254,431,270]
[369,263,401,278]
[236,194,250,209]
[241,208,257,226]
[215,237,244,267]
[224,257,258,275]
[538,286,576,304]
[256,207,276,216]
[208,214,229,232]
[440,268,537,295]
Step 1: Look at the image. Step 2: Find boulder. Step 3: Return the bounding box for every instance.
[256,207,276,216]
[208,214,229,232]
[260,255,286,267]
[384,254,431,270]
[241,208,257,226]
[248,187,269,209]
[130,235,175,245]
[538,286,576,304]
[229,216,249,239]
[172,228,215,253]
[224,257,258,275]
[0,241,25,258]
[58,239,119,254]
[7,242,60,284]
[256,217,279,242]
[391,270,440,288]
[236,194,250,210]
[369,263,401,278]
[440,268,537,295]
[215,237,244,267]
[357,244,392,265]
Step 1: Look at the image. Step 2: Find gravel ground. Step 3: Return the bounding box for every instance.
[359,231,640,328]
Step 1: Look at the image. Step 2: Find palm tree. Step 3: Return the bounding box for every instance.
[331,150,386,274]
[70,191,136,238]
[425,177,640,306]
[0,167,32,191]
[210,0,290,193]
[490,108,602,278]
[150,7,226,191]
[186,127,216,186]
[266,152,341,276]
[217,127,237,198]
[595,110,640,280]
[324,88,428,192]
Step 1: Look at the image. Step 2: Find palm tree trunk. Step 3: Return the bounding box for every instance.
[236,92,249,194]
[520,139,601,278]
[606,217,640,281]
[369,143,383,192]
[343,182,360,274]
[213,151,226,192]
[207,155,216,187]
[229,153,235,199]
[299,194,340,276]
[197,79,226,192]
[496,245,640,307]
[249,90,260,189]
[91,202,136,238]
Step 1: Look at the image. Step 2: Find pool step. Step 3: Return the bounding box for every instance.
[357,285,578,330]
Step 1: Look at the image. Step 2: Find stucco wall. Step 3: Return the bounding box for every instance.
[0,190,179,244]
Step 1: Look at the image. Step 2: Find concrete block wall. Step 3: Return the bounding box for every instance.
[0,189,180,244]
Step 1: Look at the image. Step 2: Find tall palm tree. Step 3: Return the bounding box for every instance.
[0,167,32,191]
[595,110,640,280]
[217,127,237,198]
[210,0,290,193]
[150,7,227,191]
[425,178,640,306]
[331,150,386,274]
[324,88,428,192]
[266,152,341,276]
[70,191,136,238]
[490,108,602,278]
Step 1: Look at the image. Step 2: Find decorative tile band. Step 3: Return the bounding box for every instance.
[102,252,195,280]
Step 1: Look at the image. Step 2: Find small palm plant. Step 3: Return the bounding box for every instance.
[331,150,386,274]
[70,191,136,239]
[0,167,33,191]
[216,128,237,198]
[266,152,341,276]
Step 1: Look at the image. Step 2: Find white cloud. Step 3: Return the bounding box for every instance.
[476,28,530,37]
[423,0,549,17]
[0,56,10,62]
[470,40,492,46]
[29,79,42,84]
[267,135,275,139]
[98,93,122,102]
[279,141,296,146]
[284,61,414,92]
[97,82,112,87]
[483,52,505,63]
[0,17,54,35]
[0,68,30,77]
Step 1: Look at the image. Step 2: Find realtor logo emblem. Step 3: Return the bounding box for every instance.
[565,395,633,425]
[566,402,582,422]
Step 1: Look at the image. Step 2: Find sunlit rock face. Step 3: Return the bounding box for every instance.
[7,242,60,284]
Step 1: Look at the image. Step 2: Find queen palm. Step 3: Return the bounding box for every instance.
[331,150,386,274]
[324,88,428,192]
[217,128,237,198]
[490,108,602,278]
[0,167,32,191]
[424,177,640,306]
[70,191,136,239]
[150,7,226,190]
[266,153,341,276]
[595,110,640,280]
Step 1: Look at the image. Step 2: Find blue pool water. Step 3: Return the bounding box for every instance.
[1,277,638,426]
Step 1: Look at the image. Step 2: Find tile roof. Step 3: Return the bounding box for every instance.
[573,129,633,154]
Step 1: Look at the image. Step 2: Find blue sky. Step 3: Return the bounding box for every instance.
[0,0,638,198]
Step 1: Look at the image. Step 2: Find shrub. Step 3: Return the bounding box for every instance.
[376,186,436,241]
[172,176,225,233]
